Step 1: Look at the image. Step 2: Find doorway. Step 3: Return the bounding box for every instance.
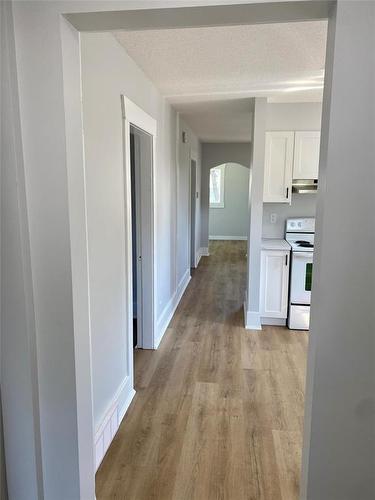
[130,125,153,347]
[208,162,249,242]
[122,96,157,351]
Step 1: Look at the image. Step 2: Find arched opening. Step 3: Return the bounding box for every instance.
[209,163,250,242]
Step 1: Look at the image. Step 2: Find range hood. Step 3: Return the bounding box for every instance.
[292,179,318,194]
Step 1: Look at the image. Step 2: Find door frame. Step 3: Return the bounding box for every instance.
[130,129,142,348]
[189,158,197,268]
[121,95,157,350]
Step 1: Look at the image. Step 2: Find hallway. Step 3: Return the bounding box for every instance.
[96,241,308,500]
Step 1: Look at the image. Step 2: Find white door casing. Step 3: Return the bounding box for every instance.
[121,95,157,350]
[190,159,197,268]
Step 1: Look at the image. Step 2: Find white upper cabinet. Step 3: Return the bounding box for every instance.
[263,131,294,203]
[293,131,321,180]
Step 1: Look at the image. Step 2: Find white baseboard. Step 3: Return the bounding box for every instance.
[261,317,287,326]
[94,376,135,471]
[209,235,247,241]
[244,303,262,330]
[155,269,191,348]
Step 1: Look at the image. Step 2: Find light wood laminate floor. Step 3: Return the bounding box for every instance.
[96,241,308,500]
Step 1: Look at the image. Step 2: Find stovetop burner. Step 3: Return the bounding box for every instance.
[296,240,314,248]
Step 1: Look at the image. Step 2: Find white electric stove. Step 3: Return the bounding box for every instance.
[285,218,315,330]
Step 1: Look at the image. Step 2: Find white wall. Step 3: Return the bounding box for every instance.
[245,98,267,329]
[0,406,6,500]
[177,117,202,274]
[209,163,249,239]
[81,33,200,438]
[4,2,204,493]
[201,143,252,249]
[82,33,135,434]
[0,6,8,499]
[5,1,372,498]
[82,33,181,329]
[1,1,50,498]
[301,2,375,498]
[263,194,317,238]
[266,102,322,131]
[0,397,7,500]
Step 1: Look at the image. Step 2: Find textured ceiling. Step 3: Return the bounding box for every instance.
[115,21,327,141]
[176,99,253,143]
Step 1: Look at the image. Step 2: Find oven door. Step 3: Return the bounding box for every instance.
[290,251,313,305]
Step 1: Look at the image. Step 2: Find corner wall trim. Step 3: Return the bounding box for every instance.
[244,303,262,330]
[195,247,209,267]
[209,236,247,241]
[193,248,201,268]
[155,269,191,348]
[94,376,135,471]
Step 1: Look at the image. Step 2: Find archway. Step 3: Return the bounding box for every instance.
[208,162,249,242]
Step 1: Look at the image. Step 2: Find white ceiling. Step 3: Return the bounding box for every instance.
[115,21,327,141]
[175,99,253,143]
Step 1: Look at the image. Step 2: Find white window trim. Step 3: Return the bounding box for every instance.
[210,164,225,208]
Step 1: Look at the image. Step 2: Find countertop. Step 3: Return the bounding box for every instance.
[261,238,291,251]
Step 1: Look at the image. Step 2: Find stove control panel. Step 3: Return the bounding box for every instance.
[286,218,315,233]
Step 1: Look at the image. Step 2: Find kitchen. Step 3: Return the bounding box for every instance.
[260,101,322,330]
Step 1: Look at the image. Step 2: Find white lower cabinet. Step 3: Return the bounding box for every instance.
[260,249,290,320]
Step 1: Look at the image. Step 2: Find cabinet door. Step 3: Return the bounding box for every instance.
[263,131,294,203]
[293,131,321,179]
[260,250,289,319]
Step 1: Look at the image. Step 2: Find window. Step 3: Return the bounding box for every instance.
[305,263,313,291]
[209,164,225,208]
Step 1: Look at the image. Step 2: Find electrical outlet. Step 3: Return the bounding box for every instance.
[270,213,277,224]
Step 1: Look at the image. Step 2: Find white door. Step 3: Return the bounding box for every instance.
[263,131,294,203]
[260,250,290,318]
[290,251,314,304]
[293,131,321,179]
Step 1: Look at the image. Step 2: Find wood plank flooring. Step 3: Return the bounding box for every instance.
[96,240,308,500]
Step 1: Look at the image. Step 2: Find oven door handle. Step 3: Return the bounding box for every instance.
[292,252,314,259]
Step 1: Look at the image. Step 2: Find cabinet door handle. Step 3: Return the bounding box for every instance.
[285,254,288,266]
[286,187,289,199]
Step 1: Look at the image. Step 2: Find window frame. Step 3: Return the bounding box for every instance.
[209,164,226,208]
